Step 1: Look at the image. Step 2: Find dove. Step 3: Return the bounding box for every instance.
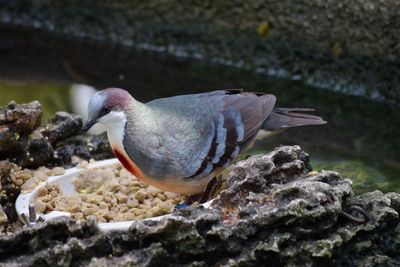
[82,88,325,201]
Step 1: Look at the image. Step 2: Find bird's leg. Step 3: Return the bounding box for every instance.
[175,177,218,210]
[185,193,203,205]
[199,177,218,203]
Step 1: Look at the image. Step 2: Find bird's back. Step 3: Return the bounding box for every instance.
[144,90,276,180]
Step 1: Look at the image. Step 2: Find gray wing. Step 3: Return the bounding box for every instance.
[148,89,276,180]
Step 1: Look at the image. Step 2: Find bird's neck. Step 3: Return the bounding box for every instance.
[102,111,146,179]
[103,101,158,179]
[101,100,157,156]
[99,110,128,151]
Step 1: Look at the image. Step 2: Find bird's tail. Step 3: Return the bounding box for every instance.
[262,108,326,131]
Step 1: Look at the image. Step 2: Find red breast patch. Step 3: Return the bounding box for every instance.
[113,148,144,178]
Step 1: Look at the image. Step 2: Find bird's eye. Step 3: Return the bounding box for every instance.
[100,106,111,115]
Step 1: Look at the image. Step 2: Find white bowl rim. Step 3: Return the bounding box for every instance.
[15,158,213,232]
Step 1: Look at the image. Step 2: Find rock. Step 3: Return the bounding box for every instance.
[0,126,19,153]
[15,130,54,169]
[53,133,113,167]
[0,101,54,169]
[39,112,114,167]
[217,146,313,209]
[0,206,7,225]
[0,101,113,169]
[0,161,17,204]
[40,112,82,145]
[0,104,115,235]
[0,146,398,266]
[0,101,42,154]
[0,161,18,223]
[14,111,84,168]
[0,205,8,234]
[0,101,42,133]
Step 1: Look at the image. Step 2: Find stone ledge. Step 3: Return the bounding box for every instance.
[0,146,398,266]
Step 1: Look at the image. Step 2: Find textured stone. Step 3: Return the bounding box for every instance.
[39,111,82,145]
[53,133,113,167]
[0,205,7,225]
[0,160,13,201]
[0,101,113,169]
[15,130,54,169]
[0,160,18,224]
[0,101,56,168]
[0,146,398,266]
[0,101,42,133]
[0,101,42,154]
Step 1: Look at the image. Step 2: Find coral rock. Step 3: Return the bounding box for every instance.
[0,146,398,266]
[40,111,82,145]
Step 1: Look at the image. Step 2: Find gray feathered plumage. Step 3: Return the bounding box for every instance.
[121,89,326,188]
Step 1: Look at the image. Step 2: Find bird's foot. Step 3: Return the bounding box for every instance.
[198,177,217,203]
[174,203,189,209]
[174,177,218,210]
[174,194,201,210]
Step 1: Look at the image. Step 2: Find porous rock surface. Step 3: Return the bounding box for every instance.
[0,101,113,169]
[0,146,398,266]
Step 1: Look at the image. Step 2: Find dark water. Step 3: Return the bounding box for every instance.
[0,28,399,194]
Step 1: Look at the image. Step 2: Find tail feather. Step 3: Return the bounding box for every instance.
[262,108,326,131]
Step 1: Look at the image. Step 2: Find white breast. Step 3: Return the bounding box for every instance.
[98,111,127,152]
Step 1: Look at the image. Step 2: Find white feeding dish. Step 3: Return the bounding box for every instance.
[16,158,213,232]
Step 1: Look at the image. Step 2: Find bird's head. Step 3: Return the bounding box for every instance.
[82,88,131,132]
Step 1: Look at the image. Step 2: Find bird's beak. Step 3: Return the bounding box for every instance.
[81,119,97,133]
